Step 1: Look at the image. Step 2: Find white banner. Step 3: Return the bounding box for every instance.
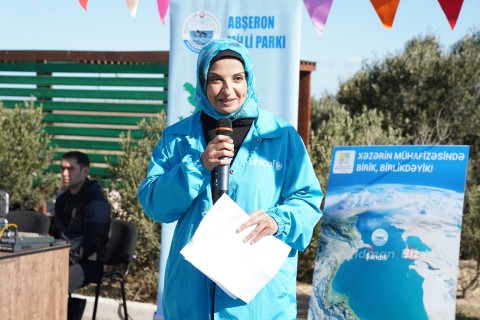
[167,0,301,126]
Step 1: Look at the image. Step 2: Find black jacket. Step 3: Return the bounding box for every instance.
[54,179,111,264]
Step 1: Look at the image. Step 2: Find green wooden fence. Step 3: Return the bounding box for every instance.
[0,51,169,179]
[0,51,316,182]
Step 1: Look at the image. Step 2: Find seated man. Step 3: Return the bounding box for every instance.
[51,151,111,319]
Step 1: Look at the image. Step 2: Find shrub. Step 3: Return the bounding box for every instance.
[0,101,58,211]
[107,112,167,302]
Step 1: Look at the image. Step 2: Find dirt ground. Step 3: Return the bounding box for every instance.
[296,260,480,320]
[296,282,313,320]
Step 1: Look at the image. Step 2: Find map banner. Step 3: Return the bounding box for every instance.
[309,145,469,320]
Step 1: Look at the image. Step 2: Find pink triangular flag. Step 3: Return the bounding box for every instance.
[303,0,334,36]
[438,0,464,30]
[125,0,139,17]
[156,0,170,24]
[79,0,88,11]
[370,0,400,28]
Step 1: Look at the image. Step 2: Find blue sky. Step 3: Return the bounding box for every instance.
[0,0,478,98]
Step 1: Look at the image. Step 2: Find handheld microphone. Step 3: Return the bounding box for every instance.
[214,118,233,201]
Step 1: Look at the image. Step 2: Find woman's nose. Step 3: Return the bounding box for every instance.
[221,80,233,92]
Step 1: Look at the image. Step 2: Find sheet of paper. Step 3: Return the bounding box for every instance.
[180,194,292,303]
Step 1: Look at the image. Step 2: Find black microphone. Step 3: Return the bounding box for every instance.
[213,118,233,202]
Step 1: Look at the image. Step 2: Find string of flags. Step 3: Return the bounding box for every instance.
[303,0,465,35]
[77,0,465,35]
[78,0,170,22]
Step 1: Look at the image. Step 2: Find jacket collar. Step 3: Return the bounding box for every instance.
[168,108,286,140]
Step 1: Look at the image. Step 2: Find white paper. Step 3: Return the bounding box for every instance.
[180,194,291,303]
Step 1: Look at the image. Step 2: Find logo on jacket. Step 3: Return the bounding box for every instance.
[249,158,283,170]
[183,10,221,53]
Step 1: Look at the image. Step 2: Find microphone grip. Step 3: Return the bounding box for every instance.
[214,118,232,202]
[215,161,230,195]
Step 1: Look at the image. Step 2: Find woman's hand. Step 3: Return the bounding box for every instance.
[237,210,279,245]
[201,135,234,171]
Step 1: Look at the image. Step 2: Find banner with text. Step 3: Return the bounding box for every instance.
[309,145,469,320]
[168,0,301,126]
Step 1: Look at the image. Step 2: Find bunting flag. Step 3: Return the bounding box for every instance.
[370,0,400,28]
[303,0,334,36]
[79,0,88,11]
[125,0,139,17]
[75,0,468,31]
[156,0,170,24]
[438,0,464,30]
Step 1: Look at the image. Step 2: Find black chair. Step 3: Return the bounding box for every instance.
[92,219,138,320]
[5,210,51,234]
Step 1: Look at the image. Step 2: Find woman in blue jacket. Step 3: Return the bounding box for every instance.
[138,38,323,319]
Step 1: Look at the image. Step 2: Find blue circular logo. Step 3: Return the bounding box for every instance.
[183,10,221,53]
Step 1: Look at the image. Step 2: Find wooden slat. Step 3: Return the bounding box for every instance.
[0,87,167,100]
[45,126,145,138]
[53,152,119,165]
[50,139,124,151]
[0,50,170,63]
[0,74,168,87]
[1,100,167,113]
[44,114,147,126]
[0,62,169,74]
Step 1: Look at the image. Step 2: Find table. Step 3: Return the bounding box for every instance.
[0,244,70,320]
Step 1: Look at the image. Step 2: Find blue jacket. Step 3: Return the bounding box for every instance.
[138,109,323,319]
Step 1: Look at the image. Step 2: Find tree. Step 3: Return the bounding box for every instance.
[448,31,480,183]
[336,33,479,146]
[319,28,480,267]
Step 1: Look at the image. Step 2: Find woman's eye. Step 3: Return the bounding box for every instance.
[234,75,244,82]
[208,77,221,83]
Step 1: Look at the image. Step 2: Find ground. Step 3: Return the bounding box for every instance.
[296,260,480,320]
[80,260,480,319]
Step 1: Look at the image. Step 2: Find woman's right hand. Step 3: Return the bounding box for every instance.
[200,135,234,171]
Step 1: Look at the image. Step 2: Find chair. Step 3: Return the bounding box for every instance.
[5,210,51,234]
[92,219,138,320]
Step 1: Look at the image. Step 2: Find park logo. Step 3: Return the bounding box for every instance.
[183,10,221,53]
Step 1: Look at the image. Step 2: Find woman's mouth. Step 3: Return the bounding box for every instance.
[219,98,236,106]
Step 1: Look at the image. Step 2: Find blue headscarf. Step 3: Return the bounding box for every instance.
[194,38,259,121]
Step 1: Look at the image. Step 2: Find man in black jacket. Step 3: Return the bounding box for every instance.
[52,151,111,319]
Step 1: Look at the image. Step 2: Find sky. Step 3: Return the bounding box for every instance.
[0,0,479,98]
